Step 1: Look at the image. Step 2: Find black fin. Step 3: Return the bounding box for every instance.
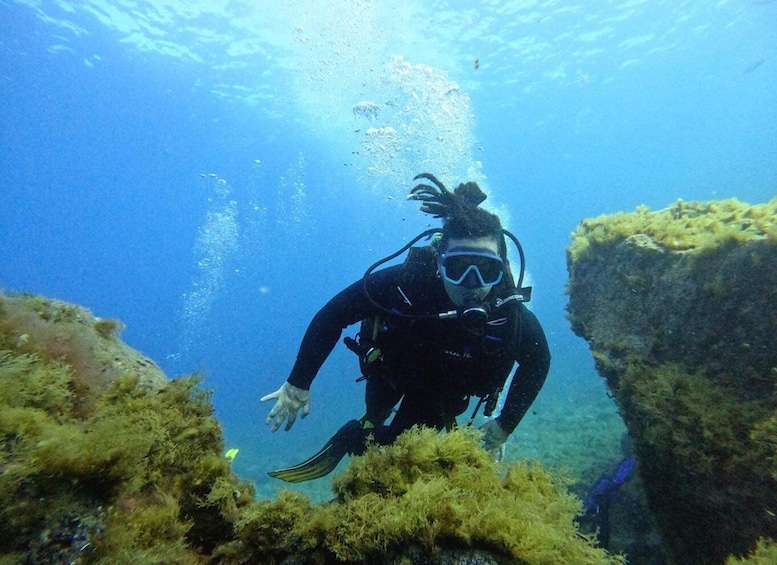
[268,420,367,483]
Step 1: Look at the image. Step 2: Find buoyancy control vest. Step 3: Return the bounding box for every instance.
[344,243,526,418]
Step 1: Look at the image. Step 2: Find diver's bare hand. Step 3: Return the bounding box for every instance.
[261,382,311,432]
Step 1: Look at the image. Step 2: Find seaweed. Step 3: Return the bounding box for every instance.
[566,197,777,564]
[567,197,777,265]
[235,427,624,564]
[0,291,253,563]
[0,291,625,564]
[726,539,777,565]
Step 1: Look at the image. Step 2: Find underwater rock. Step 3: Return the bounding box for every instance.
[0,291,622,564]
[566,198,777,565]
[725,539,777,564]
[0,292,167,392]
[236,426,623,564]
[0,290,255,563]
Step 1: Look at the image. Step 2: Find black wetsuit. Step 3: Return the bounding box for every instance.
[287,250,550,445]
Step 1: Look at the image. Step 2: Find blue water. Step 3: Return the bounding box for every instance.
[2,0,776,500]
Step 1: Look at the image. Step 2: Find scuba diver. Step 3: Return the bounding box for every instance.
[261,173,551,482]
[577,457,637,548]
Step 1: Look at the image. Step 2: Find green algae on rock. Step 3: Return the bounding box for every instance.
[568,198,777,264]
[565,198,777,565]
[1,291,623,564]
[0,292,167,394]
[0,291,255,564]
[235,426,624,565]
[726,539,777,565]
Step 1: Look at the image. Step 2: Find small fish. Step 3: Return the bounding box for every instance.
[744,58,767,73]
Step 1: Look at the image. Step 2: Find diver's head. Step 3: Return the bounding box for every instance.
[409,173,507,308]
[409,173,510,334]
[438,236,503,306]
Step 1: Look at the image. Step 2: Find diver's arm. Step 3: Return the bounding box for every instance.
[261,267,400,432]
[496,307,551,434]
[286,266,401,390]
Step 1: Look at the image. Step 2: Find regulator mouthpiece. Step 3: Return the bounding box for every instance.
[459,294,488,335]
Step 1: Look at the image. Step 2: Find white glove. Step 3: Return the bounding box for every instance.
[479,419,509,462]
[261,382,311,432]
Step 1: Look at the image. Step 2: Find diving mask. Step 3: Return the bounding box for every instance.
[440,250,504,288]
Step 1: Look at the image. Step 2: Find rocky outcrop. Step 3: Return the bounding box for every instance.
[566,199,777,565]
[0,291,622,564]
[0,291,253,563]
[0,292,167,392]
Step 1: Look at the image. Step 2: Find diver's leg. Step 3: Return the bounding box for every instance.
[363,374,402,427]
[376,389,447,444]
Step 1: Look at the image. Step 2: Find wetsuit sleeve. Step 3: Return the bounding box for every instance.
[286,266,400,390]
[496,306,551,434]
